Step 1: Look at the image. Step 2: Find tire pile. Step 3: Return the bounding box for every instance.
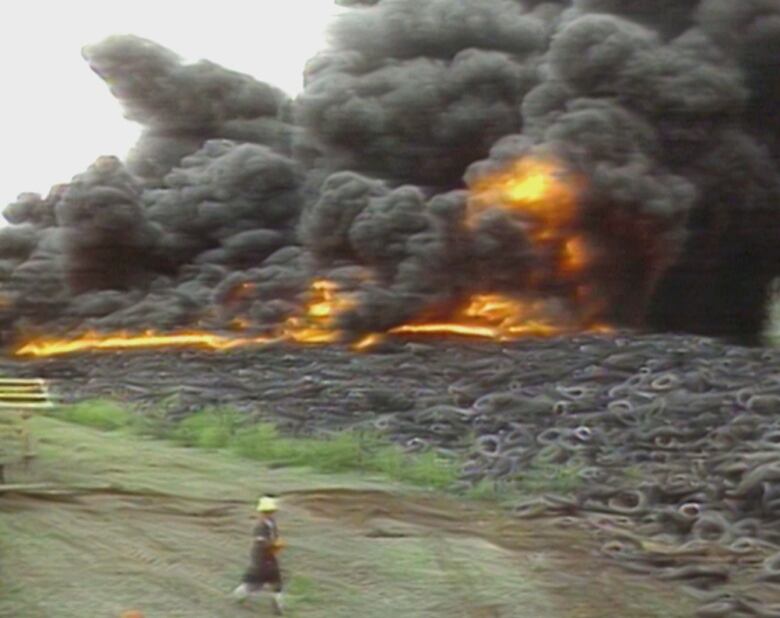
[4,332,780,616]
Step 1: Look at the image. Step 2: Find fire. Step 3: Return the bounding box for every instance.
[468,157,579,236]
[15,330,280,357]
[389,294,565,341]
[383,292,612,345]
[465,156,605,328]
[506,170,550,202]
[352,333,385,351]
[466,295,531,322]
[282,279,356,344]
[14,287,611,358]
[469,156,591,280]
[230,317,252,330]
[14,279,356,357]
[390,323,500,339]
[561,236,589,275]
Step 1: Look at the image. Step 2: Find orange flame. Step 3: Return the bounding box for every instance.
[382,293,612,347]
[390,323,501,339]
[468,157,579,237]
[389,294,565,341]
[282,279,356,343]
[561,236,590,275]
[352,333,385,351]
[14,330,280,357]
[379,158,606,347]
[468,156,591,282]
[14,288,611,358]
[14,279,355,357]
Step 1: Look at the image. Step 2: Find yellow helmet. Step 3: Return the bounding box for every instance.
[257,496,279,512]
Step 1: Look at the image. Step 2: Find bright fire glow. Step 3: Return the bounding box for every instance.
[561,236,589,275]
[282,279,356,343]
[15,330,280,357]
[390,323,500,339]
[14,288,611,357]
[389,294,567,341]
[14,279,355,357]
[468,157,579,236]
[352,334,385,351]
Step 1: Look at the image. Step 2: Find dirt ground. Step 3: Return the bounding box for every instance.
[0,417,694,618]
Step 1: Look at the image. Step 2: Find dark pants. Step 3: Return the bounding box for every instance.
[242,556,282,592]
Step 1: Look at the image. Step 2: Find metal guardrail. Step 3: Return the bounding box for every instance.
[0,378,54,482]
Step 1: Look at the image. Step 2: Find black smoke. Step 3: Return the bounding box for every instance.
[1,0,779,344]
[55,156,164,293]
[297,0,547,187]
[81,35,297,186]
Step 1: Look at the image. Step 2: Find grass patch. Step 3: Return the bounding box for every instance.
[232,424,368,472]
[388,450,459,489]
[232,422,458,489]
[130,393,180,438]
[54,399,133,430]
[50,400,603,498]
[171,406,240,449]
[52,400,460,491]
[284,574,322,609]
[462,478,505,502]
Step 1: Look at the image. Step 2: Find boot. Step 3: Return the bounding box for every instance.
[231,583,250,604]
[271,592,284,615]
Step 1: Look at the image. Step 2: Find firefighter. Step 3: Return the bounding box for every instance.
[232,495,286,614]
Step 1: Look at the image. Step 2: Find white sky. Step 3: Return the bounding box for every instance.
[0,0,343,211]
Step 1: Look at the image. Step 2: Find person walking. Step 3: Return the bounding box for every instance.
[232,496,286,615]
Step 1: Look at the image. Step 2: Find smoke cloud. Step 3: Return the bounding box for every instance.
[1,0,779,344]
[82,35,297,186]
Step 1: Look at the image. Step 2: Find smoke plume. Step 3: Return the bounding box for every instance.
[82,35,297,186]
[1,0,779,344]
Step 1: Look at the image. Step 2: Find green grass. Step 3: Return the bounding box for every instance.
[47,400,460,491]
[227,417,459,489]
[232,423,370,472]
[45,399,595,497]
[45,399,599,497]
[54,398,134,430]
[171,406,241,449]
[283,574,322,610]
[462,478,507,502]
